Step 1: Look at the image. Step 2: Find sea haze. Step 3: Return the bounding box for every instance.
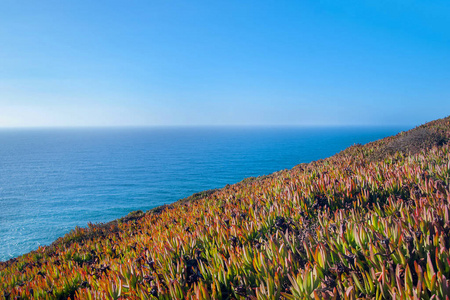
[0,126,405,261]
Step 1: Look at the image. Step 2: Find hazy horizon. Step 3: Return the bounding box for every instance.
[0,123,413,130]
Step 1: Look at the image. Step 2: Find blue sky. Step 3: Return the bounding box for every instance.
[0,0,449,127]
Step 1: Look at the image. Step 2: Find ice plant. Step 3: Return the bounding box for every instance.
[0,116,449,299]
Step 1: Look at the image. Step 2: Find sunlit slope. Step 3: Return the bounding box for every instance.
[1,116,450,299]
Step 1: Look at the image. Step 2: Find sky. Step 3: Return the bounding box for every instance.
[0,0,449,127]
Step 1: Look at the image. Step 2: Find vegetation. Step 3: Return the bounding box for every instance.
[1,116,450,299]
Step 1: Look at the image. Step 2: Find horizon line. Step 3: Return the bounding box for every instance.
[0,123,415,130]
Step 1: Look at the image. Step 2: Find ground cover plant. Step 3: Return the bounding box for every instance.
[1,116,450,299]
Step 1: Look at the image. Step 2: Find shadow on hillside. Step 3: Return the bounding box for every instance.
[369,127,447,161]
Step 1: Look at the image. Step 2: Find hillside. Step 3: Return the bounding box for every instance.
[1,116,450,299]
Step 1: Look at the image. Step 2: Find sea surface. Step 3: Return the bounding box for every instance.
[0,126,406,261]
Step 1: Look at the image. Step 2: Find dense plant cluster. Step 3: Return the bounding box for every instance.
[1,117,450,299]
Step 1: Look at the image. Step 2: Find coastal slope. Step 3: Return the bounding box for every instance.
[1,116,450,299]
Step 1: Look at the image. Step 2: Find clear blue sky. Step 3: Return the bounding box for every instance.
[0,0,449,127]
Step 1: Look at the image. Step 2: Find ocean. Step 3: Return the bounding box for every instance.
[0,126,405,261]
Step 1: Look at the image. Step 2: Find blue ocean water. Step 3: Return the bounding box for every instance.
[0,126,405,261]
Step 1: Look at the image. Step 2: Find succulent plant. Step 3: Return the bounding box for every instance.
[1,116,450,299]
